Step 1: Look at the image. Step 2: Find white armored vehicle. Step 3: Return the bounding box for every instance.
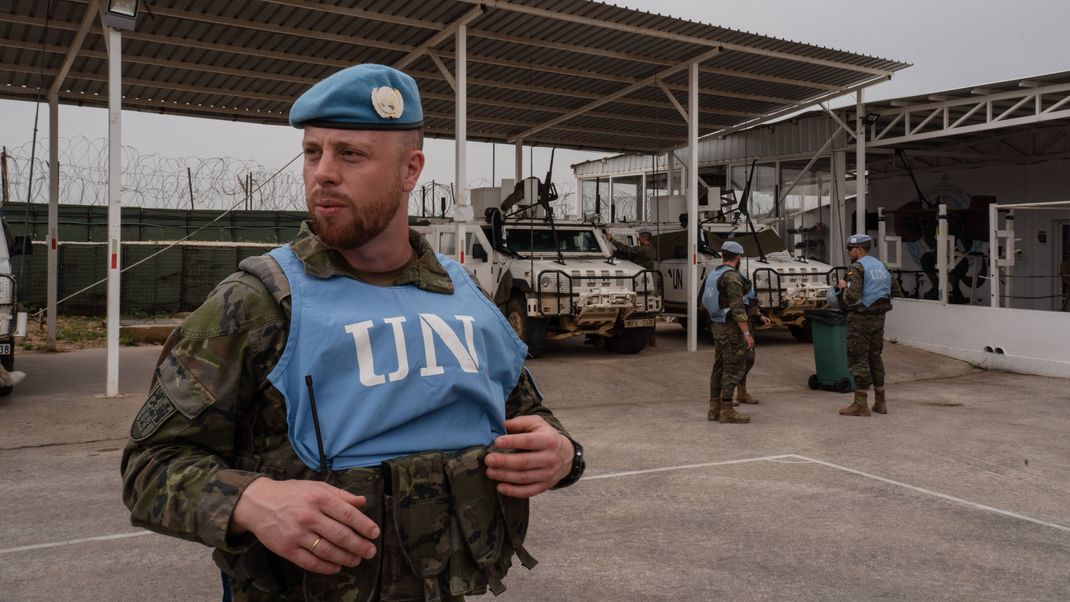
[0,215,29,395]
[420,176,661,356]
[609,201,833,341]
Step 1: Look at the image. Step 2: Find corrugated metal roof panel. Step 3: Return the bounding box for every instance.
[0,0,908,152]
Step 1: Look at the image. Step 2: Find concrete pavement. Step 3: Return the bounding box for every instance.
[1,326,1067,600]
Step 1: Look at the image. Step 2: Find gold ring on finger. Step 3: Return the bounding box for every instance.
[310,536,322,552]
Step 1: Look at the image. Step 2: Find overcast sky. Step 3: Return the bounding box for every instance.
[2,0,1068,194]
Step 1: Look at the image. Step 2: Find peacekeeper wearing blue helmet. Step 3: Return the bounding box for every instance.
[122,64,584,601]
[834,233,903,417]
[700,240,771,423]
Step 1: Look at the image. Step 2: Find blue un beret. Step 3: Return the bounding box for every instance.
[290,64,424,130]
[846,233,873,246]
[721,241,744,255]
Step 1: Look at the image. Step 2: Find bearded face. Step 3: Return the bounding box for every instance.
[301,127,416,251]
[308,176,403,249]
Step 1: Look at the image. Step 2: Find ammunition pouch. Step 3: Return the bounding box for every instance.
[215,446,533,601]
[382,445,535,601]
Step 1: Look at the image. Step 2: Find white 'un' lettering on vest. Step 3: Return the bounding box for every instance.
[345,315,480,387]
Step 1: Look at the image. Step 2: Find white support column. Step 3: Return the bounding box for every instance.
[686,61,699,352]
[989,203,999,308]
[830,150,848,267]
[453,24,468,262]
[876,206,901,268]
[46,2,96,354]
[47,93,59,351]
[876,206,886,261]
[855,89,867,233]
[1004,211,1014,308]
[105,26,122,397]
[667,152,675,195]
[937,204,948,306]
[514,139,523,183]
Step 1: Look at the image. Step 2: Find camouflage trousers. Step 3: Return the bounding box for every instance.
[847,313,886,390]
[709,321,751,401]
[740,344,755,386]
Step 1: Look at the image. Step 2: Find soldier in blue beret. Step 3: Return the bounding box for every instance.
[701,240,771,423]
[835,233,903,416]
[123,64,584,601]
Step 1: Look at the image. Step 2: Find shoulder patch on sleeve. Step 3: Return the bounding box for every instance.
[130,387,177,441]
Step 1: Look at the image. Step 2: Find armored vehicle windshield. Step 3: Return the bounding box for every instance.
[504,227,602,255]
[704,228,787,256]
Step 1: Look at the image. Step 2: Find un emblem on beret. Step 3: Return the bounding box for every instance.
[371,87,404,119]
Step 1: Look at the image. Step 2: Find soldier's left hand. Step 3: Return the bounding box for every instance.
[485,416,573,498]
[837,279,848,290]
[759,315,772,326]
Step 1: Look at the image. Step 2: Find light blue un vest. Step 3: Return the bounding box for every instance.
[267,246,527,471]
[854,255,892,307]
[701,265,756,323]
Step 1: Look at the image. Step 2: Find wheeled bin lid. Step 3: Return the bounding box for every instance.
[804,308,847,326]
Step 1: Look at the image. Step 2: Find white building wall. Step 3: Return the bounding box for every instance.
[886,299,1070,379]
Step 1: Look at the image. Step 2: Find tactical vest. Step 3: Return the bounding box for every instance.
[267,245,526,471]
[854,255,892,308]
[215,250,537,601]
[742,275,756,306]
[702,265,752,323]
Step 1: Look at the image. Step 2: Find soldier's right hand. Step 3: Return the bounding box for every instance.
[744,332,755,350]
[229,477,380,575]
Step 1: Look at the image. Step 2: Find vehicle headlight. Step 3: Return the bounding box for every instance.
[540,275,559,291]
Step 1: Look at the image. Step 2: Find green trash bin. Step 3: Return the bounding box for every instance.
[804,309,855,393]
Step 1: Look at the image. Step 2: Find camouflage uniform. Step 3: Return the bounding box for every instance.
[842,259,903,389]
[708,268,750,403]
[610,239,656,270]
[122,222,570,601]
[737,276,762,393]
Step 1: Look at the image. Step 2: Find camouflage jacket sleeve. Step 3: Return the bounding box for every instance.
[505,367,567,435]
[121,270,288,553]
[719,271,749,324]
[843,261,866,306]
[746,298,761,319]
[741,276,761,318]
[610,239,636,259]
[610,240,655,268]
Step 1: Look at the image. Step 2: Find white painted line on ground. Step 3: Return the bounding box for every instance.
[587,452,1069,534]
[790,454,1070,533]
[7,452,1065,555]
[584,454,796,480]
[0,530,153,555]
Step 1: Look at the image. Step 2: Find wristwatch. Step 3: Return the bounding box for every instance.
[551,436,585,490]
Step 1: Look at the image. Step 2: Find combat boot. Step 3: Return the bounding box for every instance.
[735,383,759,405]
[719,401,751,424]
[839,390,871,416]
[872,386,887,414]
[707,399,720,422]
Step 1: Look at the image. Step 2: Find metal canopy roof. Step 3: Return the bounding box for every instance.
[1,0,909,153]
[857,71,1070,177]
